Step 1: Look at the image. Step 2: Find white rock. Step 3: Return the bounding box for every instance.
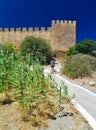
[89,81,95,86]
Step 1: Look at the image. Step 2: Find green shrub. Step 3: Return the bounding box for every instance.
[66,46,79,56]
[5,42,15,53]
[0,50,73,126]
[66,40,96,57]
[76,40,96,54]
[20,36,53,65]
[62,54,96,78]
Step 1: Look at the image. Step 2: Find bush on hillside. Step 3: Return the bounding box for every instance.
[0,42,15,54]
[66,40,96,56]
[66,46,79,56]
[5,42,15,53]
[62,53,96,78]
[76,40,96,54]
[20,36,53,65]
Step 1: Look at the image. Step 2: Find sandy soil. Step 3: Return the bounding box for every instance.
[0,101,92,130]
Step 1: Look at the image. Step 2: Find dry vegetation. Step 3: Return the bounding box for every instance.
[0,94,92,130]
[0,49,93,130]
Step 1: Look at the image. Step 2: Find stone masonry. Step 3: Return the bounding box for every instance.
[0,20,76,51]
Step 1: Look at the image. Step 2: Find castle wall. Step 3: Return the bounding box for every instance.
[51,20,76,51]
[0,20,76,51]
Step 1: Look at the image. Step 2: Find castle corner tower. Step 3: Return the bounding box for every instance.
[51,20,76,51]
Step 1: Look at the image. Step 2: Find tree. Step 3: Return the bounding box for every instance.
[66,40,96,56]
[66,46,79,56]
[76,40,96,54]
[20,36,53,65]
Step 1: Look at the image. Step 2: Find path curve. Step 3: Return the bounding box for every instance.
[44,66,96,130]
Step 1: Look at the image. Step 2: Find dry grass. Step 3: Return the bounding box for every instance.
[0,87,59,129]
[0,94,92,130]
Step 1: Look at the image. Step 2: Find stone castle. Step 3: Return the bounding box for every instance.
[0,20,76,51]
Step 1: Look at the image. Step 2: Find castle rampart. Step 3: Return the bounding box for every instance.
[0,20,76,51]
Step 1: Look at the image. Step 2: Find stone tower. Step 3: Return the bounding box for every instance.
[51,20,76,51]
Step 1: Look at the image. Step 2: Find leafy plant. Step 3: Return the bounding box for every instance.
[62,53,96,78]
[66,39,96,57]
[66,46,79,56]
[20,36,53,65]
[0,49,72,127]
[58,81,75,105]
[0,50,15,99]
[5,42,15,54]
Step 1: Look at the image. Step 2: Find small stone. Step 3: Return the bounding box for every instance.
[89,81,95,86]
[69,126,73,129]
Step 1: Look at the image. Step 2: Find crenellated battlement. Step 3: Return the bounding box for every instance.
[52,20,76,24]
[0,20,76,33]
[22,27,27,32]
[10,28,15,31]
[16,28,21,32]
[28,27,33,32]
[4,28,9,32]
[0,27,51,32]
[0,20,76,51]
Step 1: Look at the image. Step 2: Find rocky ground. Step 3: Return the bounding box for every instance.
[0,101,92,130]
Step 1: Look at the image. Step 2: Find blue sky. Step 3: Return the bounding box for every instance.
[0,0,96,42]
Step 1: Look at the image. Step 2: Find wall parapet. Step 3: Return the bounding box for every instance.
[52,20,76,24]
[0,27,52,33]
[0,20,76,33]
[28,27,33,32]
[0,20,76,51]
[10,28,15,31]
